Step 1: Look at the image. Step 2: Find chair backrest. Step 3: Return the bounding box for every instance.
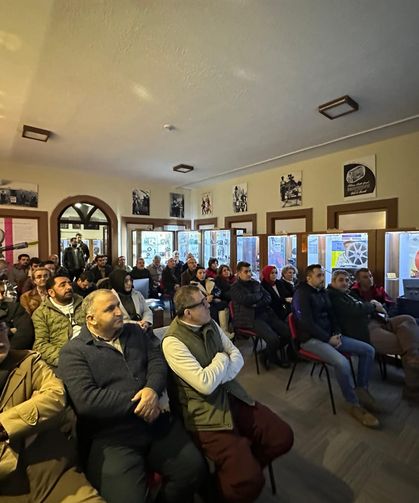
[288,313,298,341]
[153,326,169,341]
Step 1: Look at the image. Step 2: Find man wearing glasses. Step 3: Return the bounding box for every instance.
[162,285,294,503]
[292,264,379,428]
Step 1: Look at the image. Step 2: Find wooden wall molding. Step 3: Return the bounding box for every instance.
[194,217,218,229]
[266,208,313,234]
[122,216,192,228]
[224,213,257,234]
[327,198,398,230]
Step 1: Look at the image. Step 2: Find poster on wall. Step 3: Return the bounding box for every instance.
[169,193,184,218]
[232,183,248,213]
[279,172,302,207]
[343,155,376,199]
[200,192,213,215]
[132,189,150,215]
[0,217,39,263]
[0,180,38,208]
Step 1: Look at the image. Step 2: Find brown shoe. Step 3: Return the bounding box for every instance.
[346,404,380,429]
[355,388,381,413]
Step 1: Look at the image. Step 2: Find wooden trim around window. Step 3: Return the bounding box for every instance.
[51,195,118,260]
[121,216,192,228]
[326,198,398,230]
[224,214,257,234]
[0,208,49,259]
[194,217,218,229]
[266,208,313,234]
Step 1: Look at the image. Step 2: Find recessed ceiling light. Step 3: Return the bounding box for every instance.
[163,124,176,131]
[318,95,359,120]
[22,124,52,142]
[173,164,194,173]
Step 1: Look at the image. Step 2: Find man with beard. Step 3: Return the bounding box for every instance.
[32,275,85,368]
[63,237,85,281]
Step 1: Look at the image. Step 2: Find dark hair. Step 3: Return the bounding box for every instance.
[304,264,323,278]
[96,254,107,260]
[208,258,218,268]
[70,237,77,243]
[46,274,71,290]
[236,261,250,272]
[75,233,82,237]
[331,269,349,281]
[193,266,205,278]
[29,257,41,266]
[41,260,55,266]
[174,285,201,317]
[217,264,231,277]
[355,268,371,278]
[78,271,94,282]
[18,254,30,260]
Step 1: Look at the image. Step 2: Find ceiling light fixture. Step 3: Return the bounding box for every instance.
[22,124,51,142]
[173,164,194,173]
[318,95,359,120]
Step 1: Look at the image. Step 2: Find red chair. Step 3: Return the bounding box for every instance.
[229,302,262,374]
[286,313,356,415]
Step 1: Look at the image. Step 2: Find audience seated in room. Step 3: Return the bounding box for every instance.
[292,264,380,428]
[180,257,198,286]
[162,285,294,503]
[147,255,164,294]
[8,254,30,292]
[72,271,97,298]
[109,269,153,330]
[20,267,50,316]
[205,257,218,279]
[172,250,184,283]
[90,255,113,284]
[0,325,104,502]
[261,265,289,321]
[230,261,291,369]
[277,264,298,316]
[0,282,34,349]
[58,289,206,503]
[32,275,85,368]
[113,255,132,272]
[214,264,235,303]
[20,257,42,294]
[161,257,181,296]
[351,268,396,313]
[130,257,153,297]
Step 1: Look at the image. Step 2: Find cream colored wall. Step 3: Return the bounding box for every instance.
[0,161,190,254]
[191,131,419,233]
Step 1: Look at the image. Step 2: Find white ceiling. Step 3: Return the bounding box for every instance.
[1,0,419,188]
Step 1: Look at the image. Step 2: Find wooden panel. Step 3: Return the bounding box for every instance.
[194,217,217,230]
[122,216,192,228]
[266,208,313,234]
[224,214,257,234]
[327,198,398,229]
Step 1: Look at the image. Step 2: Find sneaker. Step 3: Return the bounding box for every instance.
[355,388,381,413]
[346,404,380,429]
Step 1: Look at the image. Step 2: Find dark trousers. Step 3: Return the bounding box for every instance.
[86,417,207,503]
[254,311,291,359]
[193,396,294,503]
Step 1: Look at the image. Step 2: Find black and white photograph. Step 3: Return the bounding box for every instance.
[200,191,213,215]
[0,180,38,208]
[170,192,185,218]
[132,189,151,215]
[343,155,376,199]
[279,172,302,207]
[232,183,248,213]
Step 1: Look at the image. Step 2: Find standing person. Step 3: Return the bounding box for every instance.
[260,265,289,321]
[58,290,206,503]
[20,267,50,316]
[292,264,380,428]
[63,237,85,281]
[231,262,291,368]
[76,232,90,263]
[0,324,105,502]
[109,269,153,330]
[162,286,294,503]
[205,258,219,279]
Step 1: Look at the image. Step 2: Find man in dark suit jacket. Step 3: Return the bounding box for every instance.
[63,237,85,280]
[58,290,206,503]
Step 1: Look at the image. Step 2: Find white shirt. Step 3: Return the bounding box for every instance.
[162,321,244,396]
[49,298,82,339]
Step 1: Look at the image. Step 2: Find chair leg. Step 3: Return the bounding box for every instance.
[319,365,324,378]
[286,361,298,391]
[349,357,357,387]
[310,362,317,376]
[253,337,260,375]
[323,364,336,415]
[268,462,277,495]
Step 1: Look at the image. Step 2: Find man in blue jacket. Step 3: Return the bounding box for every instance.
[292,264,379,428]
[58,289,206,503]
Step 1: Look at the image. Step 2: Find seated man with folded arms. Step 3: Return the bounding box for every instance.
[162,285,294,503]
[292,264,380,428]
[0,323,104,502]
[58,289,206,503]
[329,269,419,403]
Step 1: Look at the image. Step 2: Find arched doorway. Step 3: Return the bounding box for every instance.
[50,196,118,262]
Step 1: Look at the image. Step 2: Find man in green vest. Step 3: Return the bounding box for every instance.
[162,285,294,503]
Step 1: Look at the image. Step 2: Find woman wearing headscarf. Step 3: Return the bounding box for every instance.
[109,269,153,330]
[260,265,289,321]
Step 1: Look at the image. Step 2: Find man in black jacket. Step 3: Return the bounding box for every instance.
[230,261,290,368]
[292,264,379,428]
[0,282,34,349]
[63,237,85,280]
[328,269,419,403]
[58,289,206,503]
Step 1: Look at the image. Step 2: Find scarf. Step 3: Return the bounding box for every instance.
[261,265,276,286]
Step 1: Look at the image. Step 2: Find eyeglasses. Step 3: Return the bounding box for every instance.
[184,298,208,310]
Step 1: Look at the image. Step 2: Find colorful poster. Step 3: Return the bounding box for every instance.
[0,217,39,263]
[330,233,368,268]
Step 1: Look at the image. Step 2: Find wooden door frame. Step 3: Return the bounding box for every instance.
[224,214,257,234]
[51,195,118,260]
[266,208,313,234]
[0,208,49,259]
[327,198,398,229]
[194,217,218,230]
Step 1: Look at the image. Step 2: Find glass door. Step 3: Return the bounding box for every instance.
[236,235,260,279]
[267,235,297,271]
[203,230,231,266]
[177,230,202,264]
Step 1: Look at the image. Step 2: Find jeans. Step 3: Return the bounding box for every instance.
[300,336,375,404]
